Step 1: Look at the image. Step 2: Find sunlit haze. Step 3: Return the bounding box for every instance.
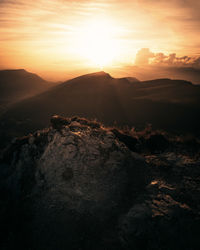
[0,0,200,80]
[74,17,120,68]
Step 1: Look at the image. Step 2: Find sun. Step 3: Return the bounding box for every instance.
[76,18,119,68]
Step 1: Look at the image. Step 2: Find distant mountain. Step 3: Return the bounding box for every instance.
[118,77,140,83]
[113,65,200,85]
[166,66,200,85]
[0,69,55,113]
[0,71,200,148]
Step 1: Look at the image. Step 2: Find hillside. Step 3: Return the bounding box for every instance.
[0,69,55,113]
[0,71,200,148]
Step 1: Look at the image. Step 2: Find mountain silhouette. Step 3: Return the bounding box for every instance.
[0,69,55,114]
[0,71,200,148]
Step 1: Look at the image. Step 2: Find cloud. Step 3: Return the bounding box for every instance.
[0,0,199,72]
[135,48,200,68]
[135,48,155,65]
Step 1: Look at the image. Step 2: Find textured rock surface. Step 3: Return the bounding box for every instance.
[0,116,146,250]
[0,116,199,250]
[119,153,200,250]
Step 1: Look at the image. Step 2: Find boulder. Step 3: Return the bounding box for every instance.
[0,116,146,250]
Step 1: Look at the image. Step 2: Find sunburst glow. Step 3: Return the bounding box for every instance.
[76,19,120,68]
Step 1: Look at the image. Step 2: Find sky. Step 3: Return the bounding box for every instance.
[0,0,200,80]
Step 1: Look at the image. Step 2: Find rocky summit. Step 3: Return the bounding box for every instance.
[0,116,199,250]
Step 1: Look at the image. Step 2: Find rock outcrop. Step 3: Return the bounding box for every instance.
[0,116,199,250]
[0,116,146,250]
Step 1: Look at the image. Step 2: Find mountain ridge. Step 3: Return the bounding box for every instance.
[0,69,56,114]
[0,71,200,148]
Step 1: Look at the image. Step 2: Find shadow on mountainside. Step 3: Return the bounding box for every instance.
[0,72,200,149]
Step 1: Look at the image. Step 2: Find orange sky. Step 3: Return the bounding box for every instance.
[0,0,200,80]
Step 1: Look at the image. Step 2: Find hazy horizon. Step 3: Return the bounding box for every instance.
[0,0,200,81]
[1,64,200,85]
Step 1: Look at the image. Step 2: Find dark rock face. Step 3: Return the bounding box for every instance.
[0,116,146,250]
[111,129,138,152]
[123,153,200,250]
[0,116,199,250]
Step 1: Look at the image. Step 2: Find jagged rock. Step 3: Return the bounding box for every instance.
[111,129,138,152]
[0,116,146,250]
[118,153,200,250]
[0,116,199,250]
[50,115,71,129]
[119,195,199,250]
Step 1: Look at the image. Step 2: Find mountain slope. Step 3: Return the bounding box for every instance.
[0,69,55,113]
[0,71,200,148]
